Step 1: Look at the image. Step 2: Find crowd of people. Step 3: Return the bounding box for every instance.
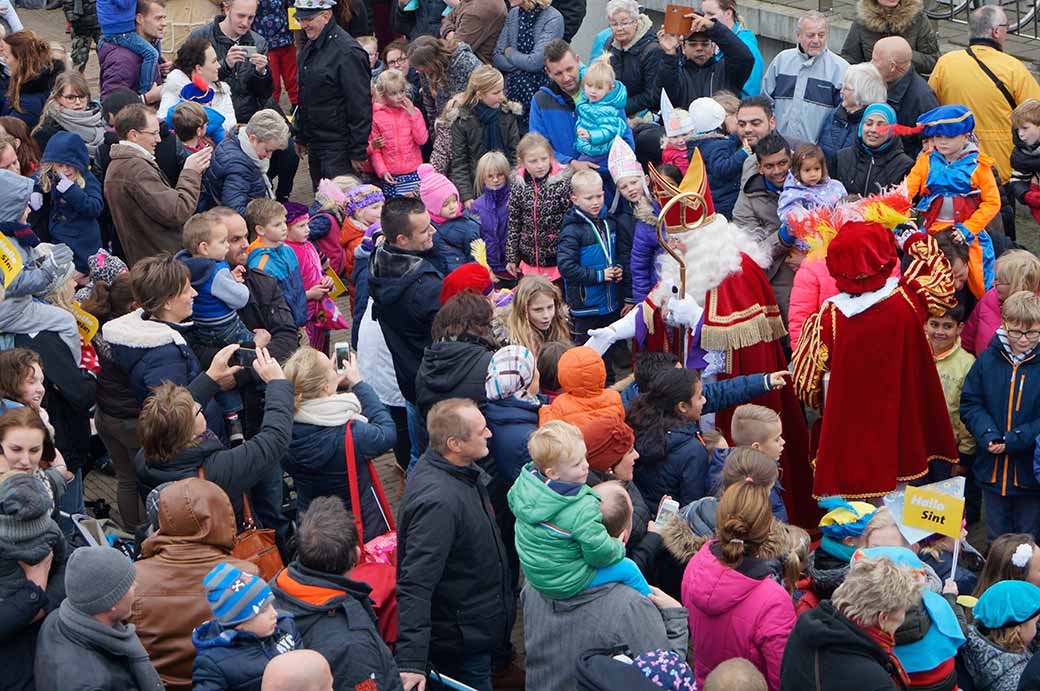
[5,0,1040,688]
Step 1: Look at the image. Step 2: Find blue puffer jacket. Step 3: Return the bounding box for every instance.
[632,373,772,508]
[691,131,748,220]
[817,105,864,170]
[283,382,397,540]
[557,206,622,318]
[430,214,480,277]
[192,615,300,691]
[247,244,307,327]
[961,336,1040,497]
[485,396,540,483]
[529,80,634,165]
[574,79,629,158]
[202,131,269,216]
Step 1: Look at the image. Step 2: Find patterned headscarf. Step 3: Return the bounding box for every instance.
[485,345,538,403]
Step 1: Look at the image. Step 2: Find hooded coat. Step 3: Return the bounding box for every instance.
[191,615,300,691]
[130,478,258,691]
[41,133,104,273]
[201,130,270,216]
[415,334,498,420]
[840,0,940,76]
[780,600,910,691]
[284,381,396,540]
[682,541,796,690]
[429,214,481,276]
[507,464,626,600]
[538,346,625,431]
[604,14,663,116]
[367,243,443,404]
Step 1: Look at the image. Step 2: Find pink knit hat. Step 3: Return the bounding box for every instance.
[417,163,459,216]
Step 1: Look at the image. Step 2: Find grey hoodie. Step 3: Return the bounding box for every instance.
[522,582,689,691]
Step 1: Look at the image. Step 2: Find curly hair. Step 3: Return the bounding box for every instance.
[832,556,923,628]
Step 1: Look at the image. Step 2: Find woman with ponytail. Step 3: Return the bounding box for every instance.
[681,447,796,691]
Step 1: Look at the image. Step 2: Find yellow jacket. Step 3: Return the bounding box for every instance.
[934,339,976,455]
[929,44,1040,181]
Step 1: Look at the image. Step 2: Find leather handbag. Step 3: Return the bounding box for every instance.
[198,467,284,581]
[345,421,399,645]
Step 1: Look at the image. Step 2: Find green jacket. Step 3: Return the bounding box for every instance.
[507,464,625,600]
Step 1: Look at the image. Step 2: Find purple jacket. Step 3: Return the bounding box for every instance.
[98,39,161,98]
[682,541,796,690]
[470,185,509,274]
[629,216,659,304]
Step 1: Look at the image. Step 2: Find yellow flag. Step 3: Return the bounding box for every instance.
[0,233,24,288]
[72,302,99,344]
[325,267,347,299]
[287,7,301,29]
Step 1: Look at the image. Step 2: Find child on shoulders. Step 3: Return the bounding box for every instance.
[98,0,159,95]
[507,421,651,600]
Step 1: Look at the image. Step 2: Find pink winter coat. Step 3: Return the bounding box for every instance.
[787,257,902,351]
[682,541,796,691]
[961,287,1001,356]
[368,100,428,177]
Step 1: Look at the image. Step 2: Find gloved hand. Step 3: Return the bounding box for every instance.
[55,174,74,193]
[953,223,975,245]
[29,192,43,212]
[586,327,618,355]
[43,244,74,274]
[1024,190,1040,208]
[665,295,703,328]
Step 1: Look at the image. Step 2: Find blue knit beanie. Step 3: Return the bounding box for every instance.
[203,563,274,626]
[974,580,1040,631]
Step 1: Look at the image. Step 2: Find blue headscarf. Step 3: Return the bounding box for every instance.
[859,103,898,153]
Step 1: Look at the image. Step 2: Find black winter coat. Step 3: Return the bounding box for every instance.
[780,600,907,691]
[415,335,497,420]
[271,562,403,691]
[605,17,663,117]
[0,542,68,691]
[449,104,520,202]
[367,243,443,404]
[886,67,938,160]
[834,138,914,197]
[62,0,98,31]
[295,18,372,159]
[655,20,754,107]
[395,450,513,674]
[15,332,96,474]
[552,0,586,41]
[201,130,269,216]
[135,376,294,527]
[190,18,274,123]
[191,615,300,691]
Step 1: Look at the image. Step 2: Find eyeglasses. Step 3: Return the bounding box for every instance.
[60,93,88,102]
[388,57,408,67]
[608,18,636,28]
[1005,324,1040,341]
[137,129,161,137]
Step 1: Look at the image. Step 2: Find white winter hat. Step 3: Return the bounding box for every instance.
[688,97,727,135]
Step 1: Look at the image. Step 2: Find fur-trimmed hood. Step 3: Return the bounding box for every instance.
[102,308,188,349]
[855,0,922,33]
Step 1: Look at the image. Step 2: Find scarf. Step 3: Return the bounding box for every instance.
[819,535,858,562]
[238,127,274,198]
[997,327,1035,366]
[473,102,505,155]
[861,623,912,688]
[48,104,107,158]
[294,393,368,426]
[0,221,40,248]
[57,599,164,690]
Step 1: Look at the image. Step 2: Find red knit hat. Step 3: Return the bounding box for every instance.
[440,263,493,305]
[583,418,636,472]
[825,221,897,295]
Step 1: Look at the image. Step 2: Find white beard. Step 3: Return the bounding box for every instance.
[650,216,772,307]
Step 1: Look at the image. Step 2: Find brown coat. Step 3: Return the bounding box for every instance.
[103,143,202,266]
[441,0,506,63]
[129,478,256,691]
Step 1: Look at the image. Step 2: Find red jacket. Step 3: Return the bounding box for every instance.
[961,287,1001,356]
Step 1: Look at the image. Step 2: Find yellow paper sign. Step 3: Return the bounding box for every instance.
[903,485,964,539]
[325,267,347,299]
[72,302,99,343]
[0,233,24,288]
[287,7,301,30]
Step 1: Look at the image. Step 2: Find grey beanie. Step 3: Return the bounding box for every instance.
[0,472,55,544]
[65,546,137,615]
[0,169,34,224]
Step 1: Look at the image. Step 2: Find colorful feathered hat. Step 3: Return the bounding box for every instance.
[179,74,214,104]
[883,104,975,139]
[817,496,877,540]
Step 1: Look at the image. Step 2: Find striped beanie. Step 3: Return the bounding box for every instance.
[204,562,274,626]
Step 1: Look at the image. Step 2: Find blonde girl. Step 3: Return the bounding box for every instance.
[506,132,573,280]
[963,249,1040,355]
[471,150,512,278]
[607,136,658,302]
[371,68,428,197]
[505,274,571,354]
[449,65,521,206]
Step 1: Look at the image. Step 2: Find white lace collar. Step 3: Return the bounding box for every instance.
[824,277,900,318]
